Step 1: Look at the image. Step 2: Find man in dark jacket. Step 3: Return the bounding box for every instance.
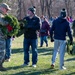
[22,6,40,68]
[50,8,73,70]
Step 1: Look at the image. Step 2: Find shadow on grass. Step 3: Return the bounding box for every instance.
[12,48,23,54]
[25,68,58,75]
[65,57,75,61]
[7,65,23,70]
[38,47,53,55]
[10,67,58,75]
[12,47,53,55]
[65,72,75,75]
[11,71,30,75]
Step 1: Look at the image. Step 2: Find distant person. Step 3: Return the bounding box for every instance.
[49,17,54,27]
[72,20,75,37]
[22,6,40,67]
[50,8,73,70]
[66,16,73,31]
[66,16,70,22]
[69,16,73,28]
[0,3,11,71]
[69,16,73,23]
[40,15,50,47]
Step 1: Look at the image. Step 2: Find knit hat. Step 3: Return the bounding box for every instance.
[0,3,11,10]
[28,6,36,14]
[60,8,66,18]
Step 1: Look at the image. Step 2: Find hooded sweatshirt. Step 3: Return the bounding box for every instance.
[50,17,73,41]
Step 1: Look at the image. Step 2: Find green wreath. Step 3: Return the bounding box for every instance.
[1,15,20,36]
[67,40,75,55]
[16,19,27,37]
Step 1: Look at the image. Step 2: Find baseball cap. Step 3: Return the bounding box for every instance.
[0,3,11,10]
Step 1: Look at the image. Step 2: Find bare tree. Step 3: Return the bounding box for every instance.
[17,0,22,20]
[30,0,34,6]
[45,0,53,18]
[40,0,53,18]
[40,0,45,15]
[17,0,27,20]
[2,0,75,19]
[64,0,72,16]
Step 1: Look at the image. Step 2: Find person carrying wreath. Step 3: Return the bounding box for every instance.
[22,6,41,68]
[0,3,11,71]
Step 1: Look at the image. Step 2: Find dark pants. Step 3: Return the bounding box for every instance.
[23,38,38,65]
[40,36,48,46]
[5,38,12,59]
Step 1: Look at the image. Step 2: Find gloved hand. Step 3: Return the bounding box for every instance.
[51,38,54,42]
[70,40,73,45]
[20,23,24,29]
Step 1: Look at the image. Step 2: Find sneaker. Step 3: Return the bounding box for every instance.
[32,64,36,68]
[0,66,7,71]
[60,66,66,70]
[5,59,10,62]
[51,64,54,69]
[21,64,29,67]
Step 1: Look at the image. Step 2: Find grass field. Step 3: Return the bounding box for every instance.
[0,35,75,75]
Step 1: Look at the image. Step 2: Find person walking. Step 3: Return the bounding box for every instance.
[50,8,73,70]
[40,15,50,47]
[0,3,11,71]
[22,6,40,67]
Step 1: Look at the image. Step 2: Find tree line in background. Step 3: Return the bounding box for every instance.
[1,0,75,20]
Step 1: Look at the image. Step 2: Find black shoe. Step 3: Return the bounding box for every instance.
[51,64,54,69]
[40,46,42,47]
[0,66,7,71]
[5,58,10,62]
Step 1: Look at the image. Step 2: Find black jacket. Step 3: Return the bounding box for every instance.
[23,15,40,39]
[50,17,73,41]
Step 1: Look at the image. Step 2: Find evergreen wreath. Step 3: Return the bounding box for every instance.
[16,19,27,37]
[1,15,20,36]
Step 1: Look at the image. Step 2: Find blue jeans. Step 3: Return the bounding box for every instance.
[23,38,38,65]
[5,38,12,59]
[52,39,66,69]
[40,36,48,46]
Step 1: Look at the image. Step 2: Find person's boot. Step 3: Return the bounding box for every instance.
[0,58,7,71]
[5,58,10,62]
[46,44,48,47]
[40,45,42,47]
[0,65,7,71]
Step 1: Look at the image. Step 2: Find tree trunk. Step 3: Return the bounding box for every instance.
[46,0,52,18]
[40,0,45,15]
[64,0,71,16]
[17,0,21,20]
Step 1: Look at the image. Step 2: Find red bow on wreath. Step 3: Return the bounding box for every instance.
[6,24,13,32]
